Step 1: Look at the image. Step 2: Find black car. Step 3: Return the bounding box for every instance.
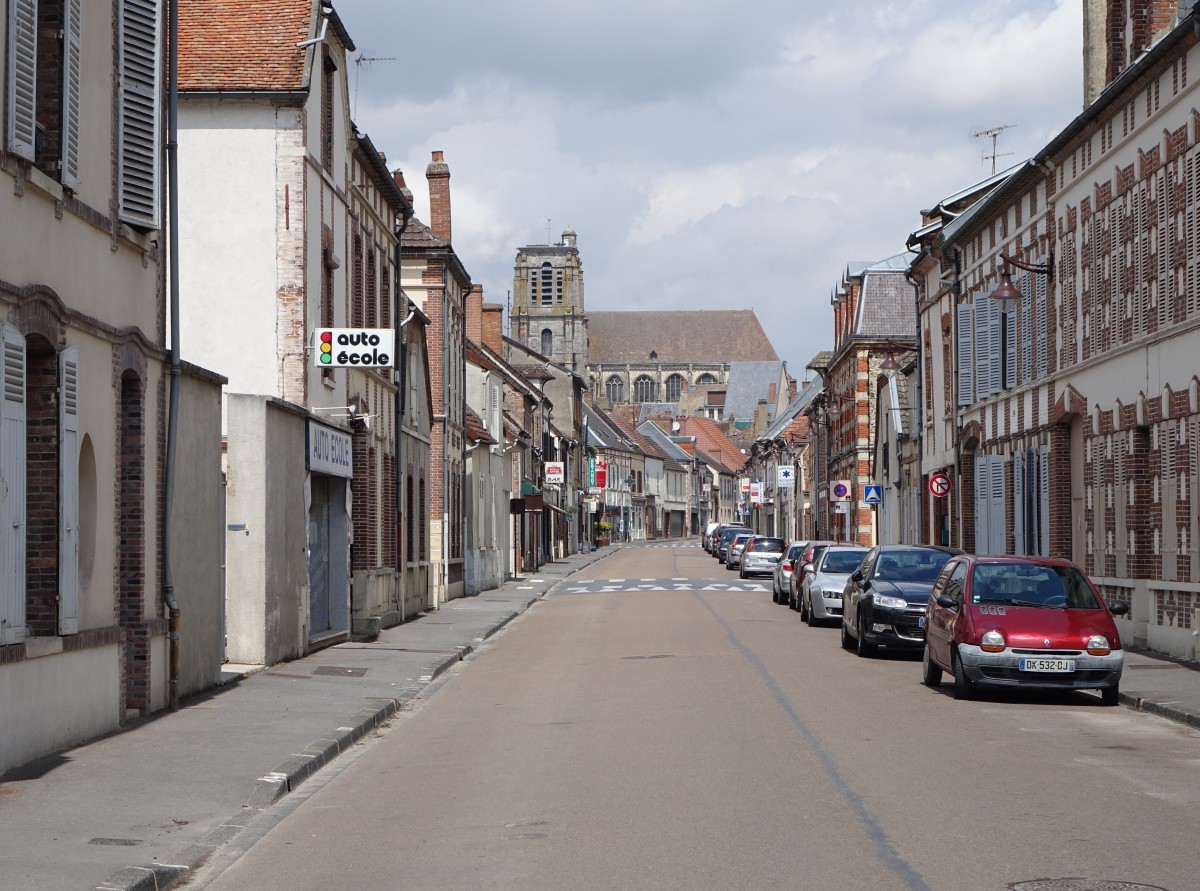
[841,545,963,657]
[715,526,751,564]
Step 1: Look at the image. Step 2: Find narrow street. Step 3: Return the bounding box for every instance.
[186,543,1200,891]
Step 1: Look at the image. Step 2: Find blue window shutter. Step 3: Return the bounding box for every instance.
[1036,263,1049,377]
[1,323,28,645]
[957,303,974,406]
[974,455,989,554]
[1020,273,1033,383]
[118,0,162,228]
[1039,446,1050,556]
[1013,449,1025,555]
[60,0,82,190]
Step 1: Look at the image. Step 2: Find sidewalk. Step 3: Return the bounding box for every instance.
[0,546,617,891]
[0,545,1198,891]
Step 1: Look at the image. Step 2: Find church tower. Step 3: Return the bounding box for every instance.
[511,228,587,375]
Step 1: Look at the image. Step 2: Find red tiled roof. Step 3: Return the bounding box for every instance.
[465,407,496,445]
[179,0,311,93]
[678,417,745,471]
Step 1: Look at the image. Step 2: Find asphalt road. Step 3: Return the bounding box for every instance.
[184,543,1200,891]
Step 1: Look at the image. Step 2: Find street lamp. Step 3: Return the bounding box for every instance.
[989,252,1053,314]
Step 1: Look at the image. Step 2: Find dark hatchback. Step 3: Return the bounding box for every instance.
[715,526,751,564]
[841,545,963,657]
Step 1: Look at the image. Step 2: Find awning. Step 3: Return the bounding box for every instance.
[520,481,541,496]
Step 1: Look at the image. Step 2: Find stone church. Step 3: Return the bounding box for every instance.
[509,229,783,419]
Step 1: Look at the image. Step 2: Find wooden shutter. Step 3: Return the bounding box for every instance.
[989,455,1005,555]
[974,455,989,555]
[6,0,37,160]
[1020,273,1033,383]
[956,303,974,406]
[60,0,82,190]
[118,0,161,228]
[1035,260,1049,377]
[1004,298,1017,389]
[1,324,28,645]
[1012,449,1026,555]
[59,347,79,635]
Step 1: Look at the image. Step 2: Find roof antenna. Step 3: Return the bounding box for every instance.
[973,124,1016,175]
[353,54,397,118]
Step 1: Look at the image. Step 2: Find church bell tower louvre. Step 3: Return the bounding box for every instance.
[511,227,588,376]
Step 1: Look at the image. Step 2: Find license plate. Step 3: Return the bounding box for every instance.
[1019,658,1076,673]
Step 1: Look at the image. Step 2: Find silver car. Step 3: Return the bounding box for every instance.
[773,542,808,604]
[726,533,754,570]
[801,546,868,626]
[740,537,785,579]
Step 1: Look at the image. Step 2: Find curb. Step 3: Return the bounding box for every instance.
[95,549,616,891]
[1122,692,1200,729]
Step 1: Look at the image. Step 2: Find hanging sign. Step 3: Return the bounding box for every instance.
[314,329,395,367]
[545,462,565,484]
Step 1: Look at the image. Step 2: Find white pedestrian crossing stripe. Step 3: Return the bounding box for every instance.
[561,578,769,594]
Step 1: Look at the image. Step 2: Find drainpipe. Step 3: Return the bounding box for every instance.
[904,264,925,545]
[164,0,181,711]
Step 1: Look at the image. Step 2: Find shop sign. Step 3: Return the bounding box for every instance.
[314,329,395,367]
[307,420,353,478]
[545,462,565,484]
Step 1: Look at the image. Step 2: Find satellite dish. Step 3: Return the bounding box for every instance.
[671,421,681,432]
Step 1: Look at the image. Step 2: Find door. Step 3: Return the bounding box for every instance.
[308,476,332,635]
[928,560,966,668]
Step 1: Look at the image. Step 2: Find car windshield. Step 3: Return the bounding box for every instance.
[872,550,952,582]
[971,564,1102,609]
[787,545,805,560]
[750,538,784,553]
[731,535,752,547]
[820,549,868,573]
[722,529,749,544]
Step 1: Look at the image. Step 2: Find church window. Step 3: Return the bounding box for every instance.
[665,373,685,402]
[697,373,717,385]
[556,271,564,303]
[606,375,624,403]
[541,328,553,356]
[634,375,657,403]
[540,263,553,305]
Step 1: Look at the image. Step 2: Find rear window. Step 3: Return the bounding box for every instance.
[750,538,784,552]
[820,548,868,573]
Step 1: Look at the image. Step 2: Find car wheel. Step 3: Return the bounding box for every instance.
[840,620,855,650]
[856,615,877,658]
[805,594,819,627]
[922,645,943,687]
[788,586,797,610]
[952,650,975,700]
[797,590,807,620]
[739,565,748,580]
[1100,684,1120,707]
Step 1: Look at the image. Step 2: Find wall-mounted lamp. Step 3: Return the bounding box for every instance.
[879,354,901,372]
[989,252,1053,314]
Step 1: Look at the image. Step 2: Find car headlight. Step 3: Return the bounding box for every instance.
[980,630,1006,653]
[874,594,907,610]
[1086,635,1111,656]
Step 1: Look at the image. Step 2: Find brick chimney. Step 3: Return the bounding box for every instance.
[1084,0,1182,106]
[426,150,451,243]
[466,284,483,344]
[392,169,414,207]
[482,303,504,353]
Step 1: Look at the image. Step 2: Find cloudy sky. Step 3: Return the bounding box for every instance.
[334,0,1085,380]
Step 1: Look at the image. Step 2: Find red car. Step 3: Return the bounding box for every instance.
[922,555,1128,705]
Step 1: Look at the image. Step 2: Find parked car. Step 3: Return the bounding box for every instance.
[922,555,1128,704]
[703,522,721,553]
[772,542,808,605]
[716,527,751,564]
[841,545,962,657]
[740,537,785,579]
[726,533,754,571]
[800,545,869,626]
[787,541,838,610]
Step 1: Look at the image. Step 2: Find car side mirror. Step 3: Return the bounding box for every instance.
[936,594,959,610]
[803,563,814,574]
[1107,601,1130,616]
[851,570,864,583]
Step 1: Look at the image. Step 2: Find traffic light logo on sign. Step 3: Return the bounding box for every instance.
[319,330,334,365]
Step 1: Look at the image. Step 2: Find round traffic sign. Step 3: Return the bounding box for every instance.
[832,482,849,499]
[929,472,951,497]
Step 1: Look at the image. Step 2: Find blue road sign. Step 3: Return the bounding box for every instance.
[864,484,883,504]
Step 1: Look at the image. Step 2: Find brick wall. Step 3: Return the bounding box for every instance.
[482,303,504,353]
[466,284,483,345]
[25,342,59,637]
[118,372,148,712]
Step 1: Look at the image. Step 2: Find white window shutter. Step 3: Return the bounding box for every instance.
[1,323,28,645]
[956,303,974,406]
[60,0,83,190]
[1004,300,1017,390]
[1020,273,1033,383]
[6,0,37,161]
[118,0,162,228]
[1012,449,1025,555]
[59,347,80,635]
[989,455,1006,555]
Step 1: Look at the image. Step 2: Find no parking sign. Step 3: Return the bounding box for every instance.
[830,479,851,502]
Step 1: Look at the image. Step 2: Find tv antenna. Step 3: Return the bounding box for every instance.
[353,53,397,118]
[974,124,1016,175]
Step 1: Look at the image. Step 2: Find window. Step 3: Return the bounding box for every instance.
[665,373,685,402]
[1012,446,1050,556]
[405,474,414,565]
[419,478,427,560]
[634,375,657,403]
[605,375,624,403]
[540,262,553,305]
[541,328,553,356]
[696,373,717,386]
[321,48,335,171]
[351,232,363,327]
[365,249,377,328]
